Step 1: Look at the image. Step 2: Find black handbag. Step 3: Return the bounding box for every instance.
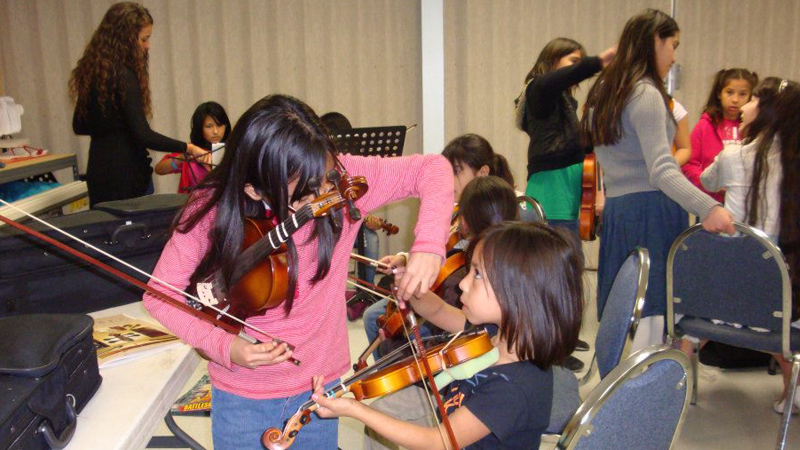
[0,314,102,450]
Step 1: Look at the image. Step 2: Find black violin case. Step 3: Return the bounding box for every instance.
[0,314,101,450]
[0,194,187,317]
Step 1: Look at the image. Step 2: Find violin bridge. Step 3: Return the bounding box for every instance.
[196,282,221,307]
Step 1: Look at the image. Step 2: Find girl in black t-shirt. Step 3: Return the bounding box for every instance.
[312,221,584,450]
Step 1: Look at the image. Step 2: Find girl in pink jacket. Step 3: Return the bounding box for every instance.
[683,68,757,202]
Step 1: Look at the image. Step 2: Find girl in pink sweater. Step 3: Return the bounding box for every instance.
[143,94,454,450]
[683,68,757,202]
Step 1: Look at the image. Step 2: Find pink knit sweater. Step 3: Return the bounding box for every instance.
[143,153,454,398]
[683,113,741,203]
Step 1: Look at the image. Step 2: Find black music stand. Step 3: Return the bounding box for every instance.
[330,126,407,292]
[329,126,407,158]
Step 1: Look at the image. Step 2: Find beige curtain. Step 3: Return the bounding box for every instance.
[0,0,422,254]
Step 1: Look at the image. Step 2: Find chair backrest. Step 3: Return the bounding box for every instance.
[517,195,546,224]
[547,366,581,434]
[595,248,650,379]
[557,345,692,450]
[666,223,792,356]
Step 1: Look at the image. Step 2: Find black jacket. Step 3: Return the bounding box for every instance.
[523,56,601,178]
[73,67,185,206]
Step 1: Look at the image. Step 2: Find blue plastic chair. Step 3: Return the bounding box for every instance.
[666,223,795,450]
[557,345,692,450]
[580,248,650,386]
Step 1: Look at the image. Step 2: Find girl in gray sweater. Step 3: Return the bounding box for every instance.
[581,9,734,349]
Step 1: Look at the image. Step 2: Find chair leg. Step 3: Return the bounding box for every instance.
[578,354,597,387]
[691,341,699,405]
[776,357,800,450]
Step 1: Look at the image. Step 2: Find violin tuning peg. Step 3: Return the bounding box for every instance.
[308,177,321,190]
[326,169,341,183]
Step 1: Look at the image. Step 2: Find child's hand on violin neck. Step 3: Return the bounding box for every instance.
[229,336,293,369]
[377,253,407,276]
[311,376,356,418]
[393,252,443,302]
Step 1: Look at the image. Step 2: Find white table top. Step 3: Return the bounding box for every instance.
[65,302,201,450]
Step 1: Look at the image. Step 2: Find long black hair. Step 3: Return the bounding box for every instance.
[743,78,800,313]
[176,94,341,312]
[190,101,232,149]
[582,9,679,146]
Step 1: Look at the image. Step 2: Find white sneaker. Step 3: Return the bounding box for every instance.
[773,398,800,415]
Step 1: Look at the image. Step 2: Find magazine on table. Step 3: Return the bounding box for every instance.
[92,314,182,368]
[171,373,212,415]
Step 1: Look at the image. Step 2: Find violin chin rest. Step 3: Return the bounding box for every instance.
[433,347,500,387]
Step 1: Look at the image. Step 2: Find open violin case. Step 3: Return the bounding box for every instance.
[0,314,101,450]
[0,194,187,317]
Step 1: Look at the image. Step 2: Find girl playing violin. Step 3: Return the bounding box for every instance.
[142,94,453,450]
[314,220,584,450]
[362,176,521,361]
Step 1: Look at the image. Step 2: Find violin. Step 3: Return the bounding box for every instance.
[262,330,493,450]
[374,217,399,235]
[189,188,362,326]
[578,153,598,241]
[353,251,467,371]
[445,205,460,251]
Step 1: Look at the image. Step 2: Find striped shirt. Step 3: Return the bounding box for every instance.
[143,153,453,398]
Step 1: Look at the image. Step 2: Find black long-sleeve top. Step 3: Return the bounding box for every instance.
[73,66,185,206]
[523,56,602,177]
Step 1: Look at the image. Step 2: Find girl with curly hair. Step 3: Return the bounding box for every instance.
[69,2,206,206]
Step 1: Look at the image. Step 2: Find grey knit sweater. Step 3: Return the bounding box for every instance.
[595,79,720,218]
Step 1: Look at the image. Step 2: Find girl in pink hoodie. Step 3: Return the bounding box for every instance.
[683,68,758,202]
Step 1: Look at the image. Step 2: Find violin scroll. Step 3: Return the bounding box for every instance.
[262,411,311,450]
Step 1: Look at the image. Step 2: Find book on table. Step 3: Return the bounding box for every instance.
[92,314,182,368]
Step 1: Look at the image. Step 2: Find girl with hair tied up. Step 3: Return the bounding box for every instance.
[515,37,615,236]
[684,68,758,202]
[143,94,453,449]
[581,9,734,349]
[70,2,208,206]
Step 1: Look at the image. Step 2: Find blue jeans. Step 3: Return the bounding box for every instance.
[363,228,379,284]
[364,298,389,345]
[211,379,340,450]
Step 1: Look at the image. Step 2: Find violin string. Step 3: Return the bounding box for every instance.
[0,197,278,340]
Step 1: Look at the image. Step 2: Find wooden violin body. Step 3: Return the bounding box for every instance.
[579,153,598,241]
[354,251,467,371]
[262,331,493,450]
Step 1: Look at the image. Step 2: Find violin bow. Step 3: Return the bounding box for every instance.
[347,253,460,449]
[0,198,300,364]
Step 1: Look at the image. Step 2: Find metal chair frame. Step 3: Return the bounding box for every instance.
[666,222,795,450]
[579,247,650,386]
[557,345,693,450]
